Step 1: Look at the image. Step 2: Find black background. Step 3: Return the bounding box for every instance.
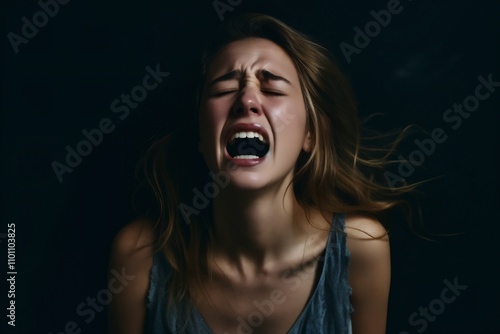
[2,0,499,333]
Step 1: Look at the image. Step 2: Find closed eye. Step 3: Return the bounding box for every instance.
[212,90,284,97]
[212,90,238,97]
[262,90,285,96]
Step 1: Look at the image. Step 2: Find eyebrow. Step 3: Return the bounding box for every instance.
[208,70,240,87]
[208,69,291,87]
[261,70,291,85]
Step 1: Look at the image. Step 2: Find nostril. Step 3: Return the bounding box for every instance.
[232,101,261,115]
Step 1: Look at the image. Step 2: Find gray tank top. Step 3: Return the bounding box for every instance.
[145,213,353,333]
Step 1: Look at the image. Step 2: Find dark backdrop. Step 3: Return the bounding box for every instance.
[2,0,499,333]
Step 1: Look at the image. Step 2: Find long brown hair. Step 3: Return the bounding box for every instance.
[137,13,414,325]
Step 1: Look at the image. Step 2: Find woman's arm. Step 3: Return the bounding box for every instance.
[345,215,391,334]
[108,220,154,334]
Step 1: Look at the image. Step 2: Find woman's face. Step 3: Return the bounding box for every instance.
[198,38,311,190]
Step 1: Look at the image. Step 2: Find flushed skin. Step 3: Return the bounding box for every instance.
[199,38,311,190]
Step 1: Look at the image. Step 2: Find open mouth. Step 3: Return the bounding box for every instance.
[226,131,270,159]
[226,123,269,161]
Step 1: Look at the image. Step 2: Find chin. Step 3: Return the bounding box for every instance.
[224,170,269,191]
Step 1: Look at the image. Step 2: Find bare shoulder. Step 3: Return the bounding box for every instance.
[344,214,391,334]
[344,213,390,280]
[108,218,157,334]
[110,218,156,259]
[344,213,388,241]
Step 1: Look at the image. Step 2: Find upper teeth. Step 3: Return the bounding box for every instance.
[231,131,266,143]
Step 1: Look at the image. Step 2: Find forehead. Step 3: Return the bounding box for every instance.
[205,38,298,82]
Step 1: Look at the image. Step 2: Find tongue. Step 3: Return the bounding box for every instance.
[227,138,269,158]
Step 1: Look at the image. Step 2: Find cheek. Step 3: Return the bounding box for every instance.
[200,99,228,124]
[198,102,226,150]
[268,100,307,136]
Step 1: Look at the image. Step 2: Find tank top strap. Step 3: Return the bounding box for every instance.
[145,250,171,333]
[287,212,353,333]
[326,212,354,314]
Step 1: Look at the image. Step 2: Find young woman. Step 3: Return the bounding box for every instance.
[109,13,406,334]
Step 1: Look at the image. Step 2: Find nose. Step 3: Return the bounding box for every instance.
[231,86,262,117]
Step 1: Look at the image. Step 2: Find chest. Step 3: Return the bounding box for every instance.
[191,260,323,334]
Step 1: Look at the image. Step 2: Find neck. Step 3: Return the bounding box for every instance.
[210,181,325,276]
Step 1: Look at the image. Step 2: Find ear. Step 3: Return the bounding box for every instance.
[302,131,312,153]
